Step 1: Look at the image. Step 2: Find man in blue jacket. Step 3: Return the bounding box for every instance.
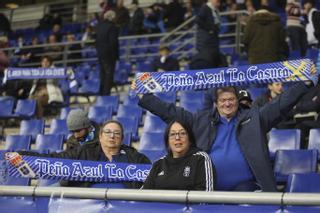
[138,80,316,192]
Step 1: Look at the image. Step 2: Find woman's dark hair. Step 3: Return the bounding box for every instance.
[163,119,196,153]
[100,120,124,140]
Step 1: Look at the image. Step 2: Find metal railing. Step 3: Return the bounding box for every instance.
[2,10,249,67]
[1,186,320,206]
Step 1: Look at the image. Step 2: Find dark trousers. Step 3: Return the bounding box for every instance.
[99,58,116,95]
[287,26,308,57]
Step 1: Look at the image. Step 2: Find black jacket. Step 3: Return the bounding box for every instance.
[151,56,180,72]
[143,147,215,191]
[139,82,310,191]
[19,142,151,188]
[96,20,119,62]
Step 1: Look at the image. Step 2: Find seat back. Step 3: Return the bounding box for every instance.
[95,95,119,114]
[143,113,167,133]
[139,150,166,163]
[5,135,31,151]
[139,132,166,151]
[88,106,112,125]
[14,99,36,118]
[308,128,320,159]
[286,173,320,193]
[20,119,45,141]
[0,97,14,117]
[35,134,64,153]
[268,129,301,159]
[49,119,69,139]
[274,150,318,182]
[116,116,139,141]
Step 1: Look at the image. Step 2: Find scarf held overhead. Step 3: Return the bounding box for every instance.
[134,59,315,94]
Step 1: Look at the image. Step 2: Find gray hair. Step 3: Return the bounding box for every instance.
[103,10,116,21]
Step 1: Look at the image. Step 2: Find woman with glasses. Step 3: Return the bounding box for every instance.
[142,120,215,191]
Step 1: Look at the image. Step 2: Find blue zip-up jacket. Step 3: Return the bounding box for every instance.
[138,82,311,192]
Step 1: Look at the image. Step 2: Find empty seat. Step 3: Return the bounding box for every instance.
[123,132,132,146]
[180,100,204,113]
[117,105,143,125]
[49,119,69,139]
[88,106,112,125]
[95,95,119,114]
[5,135,31,151]
[77,79,100,95]
[143,113,167,133]
[1,177,30,186]
[308,128,320,159]
[20,119,45,141]
[179,90,204,103]
[286,173,320,193]
[268,129,301,160]
[122,94,140,106]
[35,134,64,153]
[0,97,15,118]
[116,116,139,141]
[274,150,318,182]
[139,132,165,151]
[155,92,176,103]
[60,107,71,120]
[13,99,36,119]
[140,150,166,163]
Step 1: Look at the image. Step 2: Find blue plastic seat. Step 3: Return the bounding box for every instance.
[0,97,15,118]
[95,95,119,114]
[77,79,100,95]
[88,106,112,125]
[143,113,167,133]
[2,177,30,186]
[20,119,45,141]
[49,119,69,139]
[286,173,320,193]
[5,135,31,151]
[179,90,204,103]
[117,105,143,125]
[180,100,204,113]
[13,99,36,119]
[116,116,139,141]
[139,132,165,151]
[139,150,166,163]
[274,150,318,182]
[268,129,301,160]
[123,132,132,146]
[35,134,64,154]
[155,92,176,103]
[308,128,320,159]
[122,95,140,106]
[60,107,80,120]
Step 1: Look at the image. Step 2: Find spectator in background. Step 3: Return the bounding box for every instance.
[66,109,100,151]
[29,56,64,118]
[115,0,130,35]
[96,10,119,95]
[143,119,215,191]
[195,0,221,68]
[66,33,82,66]
[38,13,54,31]
[52,24,63,42]
[15,120,151,188]
[163,0,185,31]
[128,0,145,35]
[253,82,284,108]
[238,89,253,109]
[144,5,165,34]
[81,26,96,47]
[303,0,320,48]
[45,34,62,61]
[286,0,308,57]
[243,4,288,64]
[52,13,62,27]
[0,13,11,37]
[151,45,180,72]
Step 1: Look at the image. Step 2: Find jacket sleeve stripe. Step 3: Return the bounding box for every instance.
[195,151,214,191]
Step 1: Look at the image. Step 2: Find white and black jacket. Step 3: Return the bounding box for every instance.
[143,147,215,191]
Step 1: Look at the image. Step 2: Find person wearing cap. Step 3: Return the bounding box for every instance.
[151,45,180,72]
[238,89,253,109]
[66,109,100,151]
[143,119,215,190]
[15,120,151,188]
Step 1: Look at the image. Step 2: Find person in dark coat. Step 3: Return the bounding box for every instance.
[151,45,179,72]
[253,82,284,108]
[128,0,145,35]
[243,6,289,64]
[137,78,316,191]
[96,10,119,95]
[163,0,185,31]
[16,120,151,188]
[195,0,221,68]
[143,119,215,191]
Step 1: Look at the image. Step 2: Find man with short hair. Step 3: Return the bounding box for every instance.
[151,45,180,72]
[66,109,99,151]
[138,79,316,191]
